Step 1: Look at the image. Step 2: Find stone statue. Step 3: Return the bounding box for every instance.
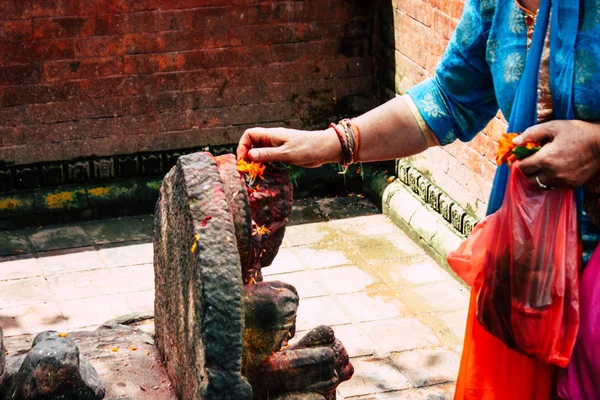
[0,331,105,400]
[154,152,353,399]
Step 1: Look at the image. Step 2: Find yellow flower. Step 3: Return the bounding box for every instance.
[237,159,266,185]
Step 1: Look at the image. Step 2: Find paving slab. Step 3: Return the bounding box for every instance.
[337,357,411,398]
[314,265,379,294]
[37,247,105,275]
[82,215,153,245]
[0,256,42,281]
[360,318,441,354]
[0,231,32,256]
[98,242,153,268]
[390,348,460,388]
[29,225,92,252]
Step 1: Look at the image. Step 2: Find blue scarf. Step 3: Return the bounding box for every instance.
[487,0,581,215]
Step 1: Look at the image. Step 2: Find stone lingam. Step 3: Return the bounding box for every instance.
[154,152,353,399]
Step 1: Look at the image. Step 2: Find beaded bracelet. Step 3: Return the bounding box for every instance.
[331,119,361,173]
[329,122,351,168]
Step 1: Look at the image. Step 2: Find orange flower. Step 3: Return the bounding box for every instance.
[252,220,270,236]
[525,141,541,150]
[495,133,519,165]
[237,159,266,185]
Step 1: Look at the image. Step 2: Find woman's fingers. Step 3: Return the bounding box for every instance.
[236,128,287,161]
[513,122,558,146]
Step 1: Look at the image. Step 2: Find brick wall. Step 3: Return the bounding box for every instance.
[0,1,375,166]
[378,0,508,218]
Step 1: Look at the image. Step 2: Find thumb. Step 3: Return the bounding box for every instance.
[512,123,557,145]
[248,146,286,163]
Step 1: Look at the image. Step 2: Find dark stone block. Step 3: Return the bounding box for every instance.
[116,155,139,177]
[0,331,104,400]
[397,162,409,185]
[68,161,91,183]
[165,151,183,169]
[0,169,13,192]
[141,153,163,176]
[450,203,465,233]
[41,163,65,186]
[92,158,114,180]
[427,185,441,212]
[15,167,38,190]
[463,215,478,237]
[417,176,430,202]
[407,168,420,194]
[439,194,452,222]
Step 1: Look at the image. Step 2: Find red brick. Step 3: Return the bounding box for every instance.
[74,36,127,58]
[429,0,466,20]
[95,12,157,35]
[396,0,434,27]
[43,57,124,83]
[32,17,96,39]
[0,64,43,85]
[21,97,123,125]
[0,20,33,41]
[0,39,75,64]
[78,75,153,99]
[394,10,431,69]
[482,116,508,142]
[0,81,79,107]
[432,9,460,40]
[95,0,156,15]
[1,0,95,19]
[395,51,429,85]
[154,9,195,31]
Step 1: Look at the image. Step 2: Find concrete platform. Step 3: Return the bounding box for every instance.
[0,195,468,399]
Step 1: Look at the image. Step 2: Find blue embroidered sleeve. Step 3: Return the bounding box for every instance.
[407,0,499,145]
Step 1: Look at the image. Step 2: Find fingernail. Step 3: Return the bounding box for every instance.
[512,136,523,145]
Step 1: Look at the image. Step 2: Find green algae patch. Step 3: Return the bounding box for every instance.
[87,181,140,208]
[36,187,88,211]
[146,180,162,191]
[0,197,22,210]
[0,193,35,218]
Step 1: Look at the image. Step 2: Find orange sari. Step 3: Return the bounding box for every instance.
[454,291,557,399]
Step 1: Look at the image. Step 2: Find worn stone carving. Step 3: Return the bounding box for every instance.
[154,152,252,400]
[0,331,105,400]
[154,152,352,400]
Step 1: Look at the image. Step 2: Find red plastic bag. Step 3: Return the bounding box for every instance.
[447,162,580,367]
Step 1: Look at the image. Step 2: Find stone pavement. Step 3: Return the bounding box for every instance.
[0,195,469,399]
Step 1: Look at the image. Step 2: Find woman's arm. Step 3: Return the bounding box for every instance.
[236,95,428,167]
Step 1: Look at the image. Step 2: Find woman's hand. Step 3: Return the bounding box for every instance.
[514,120,600,189]
[236,127,342,167]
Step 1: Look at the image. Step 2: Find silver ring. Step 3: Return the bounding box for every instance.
[536,175,550,190]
